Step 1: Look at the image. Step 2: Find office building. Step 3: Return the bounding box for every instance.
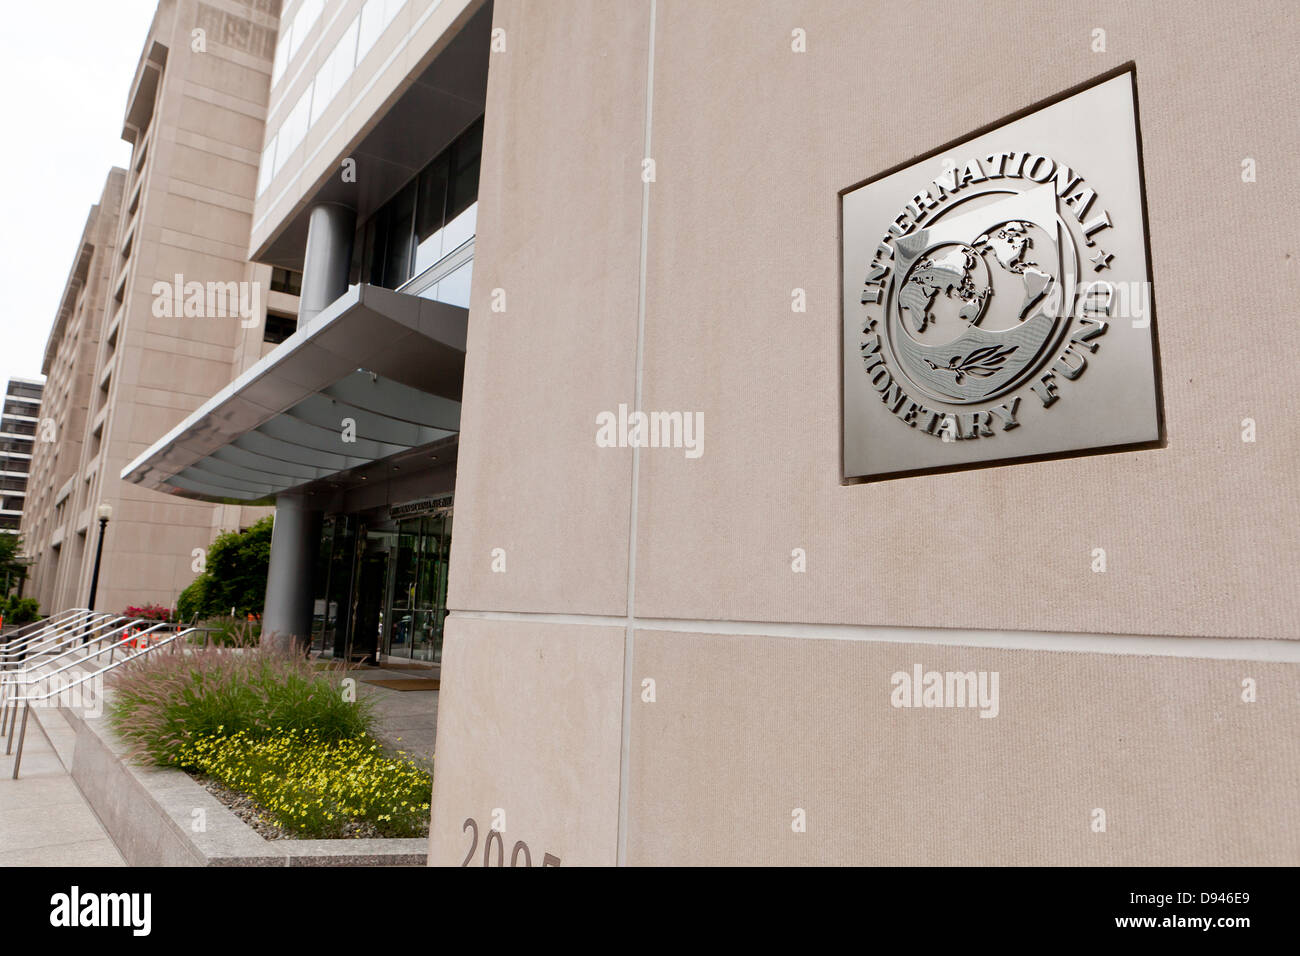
[118,0,1298,865]
[24,0,285,614]
[0,377,45,535]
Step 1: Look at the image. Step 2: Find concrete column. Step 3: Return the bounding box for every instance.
[262,494,322,653]
[298,202,356,325]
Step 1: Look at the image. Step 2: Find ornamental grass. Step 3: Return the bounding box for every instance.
[107,645,373,766]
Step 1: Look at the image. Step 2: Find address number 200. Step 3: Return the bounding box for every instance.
[461,817,561,867]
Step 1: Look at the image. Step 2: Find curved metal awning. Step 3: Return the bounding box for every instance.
[121,283,466,502]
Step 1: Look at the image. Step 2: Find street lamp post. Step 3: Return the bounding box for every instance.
[86,502,112,617]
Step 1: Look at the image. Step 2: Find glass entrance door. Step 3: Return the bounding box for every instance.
[346,524,394,664]
[384,508,452,663]
[415,509,451,663]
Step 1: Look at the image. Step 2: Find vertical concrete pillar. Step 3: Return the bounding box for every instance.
[262,494,322,653]
[298,202,356,326]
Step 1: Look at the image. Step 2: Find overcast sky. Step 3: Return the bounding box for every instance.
[0,1,159,390]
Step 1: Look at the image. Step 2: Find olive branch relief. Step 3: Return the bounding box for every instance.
[924,344,1018,384]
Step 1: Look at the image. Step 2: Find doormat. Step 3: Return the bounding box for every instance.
[361,678,441,691]
[377,660,439,672]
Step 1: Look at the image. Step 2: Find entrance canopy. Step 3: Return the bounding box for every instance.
[121,284,465,503]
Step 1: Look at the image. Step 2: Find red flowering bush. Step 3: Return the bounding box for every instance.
[125,603,174,622]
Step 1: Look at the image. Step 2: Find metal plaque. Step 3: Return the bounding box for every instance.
[841,67,1162,481]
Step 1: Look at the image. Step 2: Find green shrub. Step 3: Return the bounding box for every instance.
[177,730,431,838]
[207,517,272,615]
[176,575,210,623]
[1,596,40,625]
[180,518,274,621]
[107,646,373,766]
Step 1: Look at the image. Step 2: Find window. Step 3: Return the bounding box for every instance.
[357,0,406,64]
[272,0,325,87]
[270,267,302,295]
[262,1,409,194]
[257,134,277,197]
[289,0,324,61]
[357,117,483,291]
[263,312,298,344]
[9,383,43,401]
[414,154,450,275]
[417,258,473,309]
[382,182,416,287]
[273,86,313,178]
[311,17,359,125]
[271,30,289,86]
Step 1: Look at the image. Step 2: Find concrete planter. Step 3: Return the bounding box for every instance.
[59,704,427,867]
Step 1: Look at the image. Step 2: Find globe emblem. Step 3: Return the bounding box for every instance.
[885,189,1075,405]
[898,242,992,340]
[898,220,1058,348]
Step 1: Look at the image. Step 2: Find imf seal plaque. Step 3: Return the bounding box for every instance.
[841,67,1162,481]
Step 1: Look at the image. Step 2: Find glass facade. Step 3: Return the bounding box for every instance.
[310,498,452,665]
[354,117,481,298]
[298,122,479,668]
[259,0,411,198]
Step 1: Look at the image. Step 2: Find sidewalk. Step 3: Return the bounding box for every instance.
[351,665,440,765]
[0,707,125,866]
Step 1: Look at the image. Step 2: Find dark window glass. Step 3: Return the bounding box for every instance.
[358,218,382,286]
[448,118,482,222]
[381,181,416,288]
[416,154,449,244]
[270,267,302,295]
[352,115,483,290]
[263,312,298,344]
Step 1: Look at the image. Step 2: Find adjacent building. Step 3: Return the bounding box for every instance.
[106,0,1300,867]
[0,377,45,537]
[23,0,287,615]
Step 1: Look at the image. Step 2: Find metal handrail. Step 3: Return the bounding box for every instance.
[0,610,105,660]
[0,618,172,734]
[1,618,177,733]
[0,615,129,681]
[0,613,125,668]
[0,621,167,717]
[0,616,167,686]
[0,611,117,663]
[0,608,88,643]
[1,613,130,665]
[5,624,199,778]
